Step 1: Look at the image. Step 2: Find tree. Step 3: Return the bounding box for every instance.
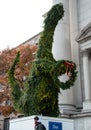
[8,4,77,117]
[0,44,37,86]
[0,44,37,116]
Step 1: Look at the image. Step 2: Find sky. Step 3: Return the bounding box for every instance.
[0,0,52,51]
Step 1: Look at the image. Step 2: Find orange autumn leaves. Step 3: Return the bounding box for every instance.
[0,44,37,116]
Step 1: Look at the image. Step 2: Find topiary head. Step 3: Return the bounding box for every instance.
[44,3,64,30]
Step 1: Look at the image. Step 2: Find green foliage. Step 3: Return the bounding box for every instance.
[8,52,21,109]
[37,4,64,60]
[8,3,77,117]
[44,4,64,31]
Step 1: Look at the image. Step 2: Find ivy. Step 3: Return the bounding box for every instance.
[8,3,77,117]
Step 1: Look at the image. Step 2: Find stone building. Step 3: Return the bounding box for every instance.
[52,0,91,129]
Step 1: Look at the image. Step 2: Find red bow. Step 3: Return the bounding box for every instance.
[64,62,74,76]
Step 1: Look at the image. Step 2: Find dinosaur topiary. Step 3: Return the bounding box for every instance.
[8,3,77,117]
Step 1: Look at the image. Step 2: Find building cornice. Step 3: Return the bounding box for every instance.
[76,22,91,44]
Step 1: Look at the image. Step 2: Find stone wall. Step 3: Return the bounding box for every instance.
[74,116,91,130]
[78,0,91,30]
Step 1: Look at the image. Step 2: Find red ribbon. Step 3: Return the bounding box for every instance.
[64,62,74,68]
[64,62,74,76]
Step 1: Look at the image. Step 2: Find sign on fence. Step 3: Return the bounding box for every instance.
[49,122,62,130]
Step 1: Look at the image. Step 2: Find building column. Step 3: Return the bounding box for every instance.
[69,0,82,109]
[82,50,91,110]
[52,0,76,116]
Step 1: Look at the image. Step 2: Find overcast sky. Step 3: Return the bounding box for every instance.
[0,0,52,51]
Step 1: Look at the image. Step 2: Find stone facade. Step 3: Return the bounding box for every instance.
[52,0,91,129]
[52,0,82,114]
